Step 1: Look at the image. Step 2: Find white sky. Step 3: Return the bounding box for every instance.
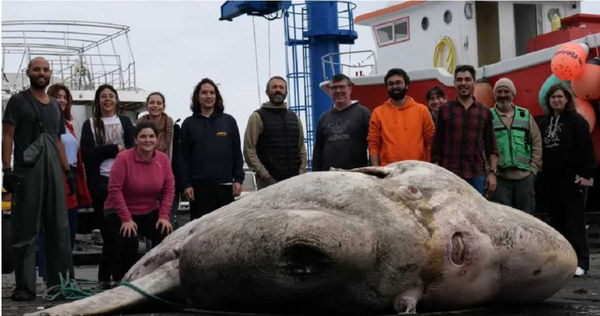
[1,0,389,134]
[2,1,599,135]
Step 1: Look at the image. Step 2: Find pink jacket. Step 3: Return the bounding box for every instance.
[104,147,175,223]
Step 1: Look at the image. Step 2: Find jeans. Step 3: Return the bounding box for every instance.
[464,174,486,196]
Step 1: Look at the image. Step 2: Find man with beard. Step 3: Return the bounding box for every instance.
[367,68,435,166]
[2,57,74,300]
[431,65,498,195]
[244,76,307,189]
[488,78,542,213]
[312,74,371,171]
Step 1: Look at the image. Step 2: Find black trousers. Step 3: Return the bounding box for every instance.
[543,170,590,270]
[189,184,234,220]
[90,176,120,283]
[105,210,168,280]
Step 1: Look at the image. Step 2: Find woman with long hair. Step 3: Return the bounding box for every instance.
[137,92,181,226]
[47,84,93,247]
[178,78,244,220]
[137,92,175,158]
[80,84,134,288]
[539,83,596,277]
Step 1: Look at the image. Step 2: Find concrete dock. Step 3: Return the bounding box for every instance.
[2,252,600,316]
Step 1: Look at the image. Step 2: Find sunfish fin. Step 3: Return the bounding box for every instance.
[25,260,182,316]
[340,166,391,178]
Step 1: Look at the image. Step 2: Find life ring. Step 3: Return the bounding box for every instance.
[433,36,457,74]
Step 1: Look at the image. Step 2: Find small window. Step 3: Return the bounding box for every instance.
[377,25,393,43]
[394,21,408,40]
[374,17,410,47]
[444,10,453,24]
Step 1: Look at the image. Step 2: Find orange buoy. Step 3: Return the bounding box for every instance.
[474,80,494,108]
[551,42,587,80]
[575,97,596,132]
[572,57,600,101]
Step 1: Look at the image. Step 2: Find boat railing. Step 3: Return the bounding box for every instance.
[2,20,138,93]
[321,49,377,81]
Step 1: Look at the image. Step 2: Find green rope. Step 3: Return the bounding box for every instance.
[42,272,100,301]
[41,272,184,309]
[120,281,185,308]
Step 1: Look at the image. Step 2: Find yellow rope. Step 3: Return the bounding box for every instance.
[433,36,457,74]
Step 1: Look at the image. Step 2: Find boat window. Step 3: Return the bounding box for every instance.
[444,10,453,24]
[395,21,408,40]
[377,25,393,43]
[421,17,429,30]
[374,17,409,47]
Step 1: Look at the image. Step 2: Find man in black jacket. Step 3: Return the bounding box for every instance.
[243,76,307,189]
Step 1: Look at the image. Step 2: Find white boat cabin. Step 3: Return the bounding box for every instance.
[355,1,584,73]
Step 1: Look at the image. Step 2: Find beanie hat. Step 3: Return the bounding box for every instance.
[494,78,516,96]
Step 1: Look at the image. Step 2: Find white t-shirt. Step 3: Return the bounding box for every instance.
[91,115,124,177]
[61,127,79,166]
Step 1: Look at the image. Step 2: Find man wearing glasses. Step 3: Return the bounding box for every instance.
[367,68,435,166]
[312,74,371,171]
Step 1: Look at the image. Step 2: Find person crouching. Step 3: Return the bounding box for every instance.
[104,120,175,281]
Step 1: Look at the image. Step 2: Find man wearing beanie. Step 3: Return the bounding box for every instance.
[489,77,542,213]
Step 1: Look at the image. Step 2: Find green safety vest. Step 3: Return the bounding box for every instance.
[491,106,531,171]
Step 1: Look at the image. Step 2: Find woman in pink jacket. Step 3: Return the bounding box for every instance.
[104,120,174,280]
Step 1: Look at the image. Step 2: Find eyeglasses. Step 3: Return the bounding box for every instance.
[386,80,405,87]
[329,85,348,91]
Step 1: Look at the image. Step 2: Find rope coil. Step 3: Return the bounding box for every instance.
[433,36,457,74]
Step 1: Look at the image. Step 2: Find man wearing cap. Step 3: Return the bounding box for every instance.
[489,78,542,213]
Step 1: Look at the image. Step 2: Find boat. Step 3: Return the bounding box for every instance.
[320,1,599,162]
[1,20,147,133]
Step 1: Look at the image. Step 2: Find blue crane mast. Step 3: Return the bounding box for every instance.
[220,1,357,169]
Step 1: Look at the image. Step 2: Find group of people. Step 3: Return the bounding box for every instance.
[311,64,595,278]
[2,57,596,301]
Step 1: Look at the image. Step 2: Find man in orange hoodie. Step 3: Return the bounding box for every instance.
[368,68,435,166]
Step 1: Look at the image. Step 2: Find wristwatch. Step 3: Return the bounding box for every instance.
[490,168,499,176]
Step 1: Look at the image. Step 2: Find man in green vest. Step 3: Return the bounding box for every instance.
[489,78,542,214]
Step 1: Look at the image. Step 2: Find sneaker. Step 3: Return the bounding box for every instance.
[11,288,35,301]
[574,266,586,277]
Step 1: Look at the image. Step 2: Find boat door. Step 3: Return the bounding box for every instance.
[475,1,501,66]
[514,3,540,56]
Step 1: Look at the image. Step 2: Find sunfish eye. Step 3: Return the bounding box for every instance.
[451,233,466,265]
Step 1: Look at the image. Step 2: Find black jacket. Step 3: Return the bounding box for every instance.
[538,111,596,178]
[178,112,244,187]
[80,115,135,191]
[256,107,301,181]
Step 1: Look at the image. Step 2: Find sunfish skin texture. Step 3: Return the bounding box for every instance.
[27,161,576,315]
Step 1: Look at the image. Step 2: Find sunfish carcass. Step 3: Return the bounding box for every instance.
[29,161,576,315]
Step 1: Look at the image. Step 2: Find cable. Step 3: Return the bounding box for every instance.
[120,282,185,308]
[268,20,272,78]
[433,36,457,74]
[252,16,262,104]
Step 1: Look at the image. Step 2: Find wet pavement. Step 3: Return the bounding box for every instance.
[2,252,600,315]
[4,208,600,316]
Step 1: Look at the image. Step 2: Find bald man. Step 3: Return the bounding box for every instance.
[2,57,74,301]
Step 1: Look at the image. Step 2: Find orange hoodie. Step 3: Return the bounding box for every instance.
[368,97,435,166]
